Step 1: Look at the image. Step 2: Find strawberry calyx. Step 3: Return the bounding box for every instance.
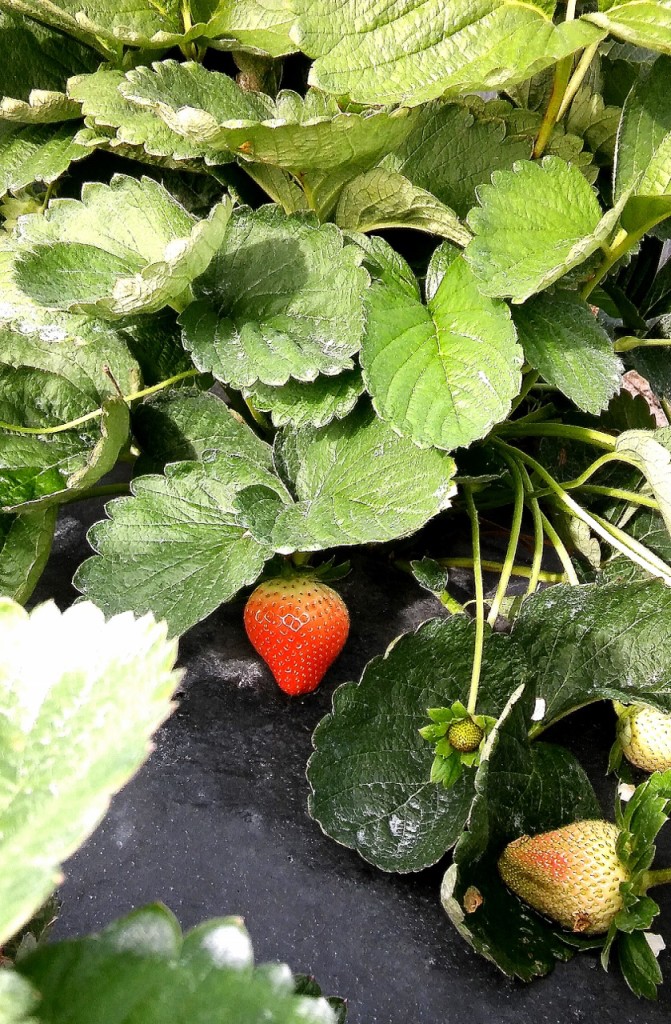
[419,699,496,788]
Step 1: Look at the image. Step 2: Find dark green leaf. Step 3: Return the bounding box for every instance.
[617,930,663,999]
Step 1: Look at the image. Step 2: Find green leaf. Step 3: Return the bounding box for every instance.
[293,0,602,106]
[361,243,522,451]
[440,684,601,980]
[74,458,275,637]
[68,69,229,167]
[180,206,368,388]
[244,370,365,429]
[131,388,280,475]
[0,398,130,512]
[0,598,182,947]
[308,616,524,872]
[465,157,618,302]
[237,404,457,554]
[614,56,671,233]
[13,904,338,1024]
[615,428,671,536]
[513,579,671,730]
[512,291,622,414]
[0,972,38,1023]
[585,1,671,56]
[617,930,663,999]
[0,10,96,123]
[209,0,297,57]
[12,174,232,318]
[410,556,449,596]
[0,121,87,198]
[334,169,470,245]
[0,508,56,603]
[120,62,416,173]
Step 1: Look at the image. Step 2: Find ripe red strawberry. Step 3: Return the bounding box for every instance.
[244,575,349,696]
[498,820,628,935]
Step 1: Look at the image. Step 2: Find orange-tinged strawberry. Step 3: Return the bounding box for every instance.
[244,575,349,696]
[498,820,628,935]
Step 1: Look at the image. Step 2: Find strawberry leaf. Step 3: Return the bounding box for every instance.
[617,930,663,1000]
[308,615,525,872]
[0,507,56,603]
[243,370,365,429]
[0,598,182,947]
[0,121,88,198]
[441,684,601,980]
[180,206,369,388]
[585,0,671,57]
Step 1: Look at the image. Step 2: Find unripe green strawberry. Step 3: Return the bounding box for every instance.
[448,718,483,753]
[498,820,628,935]
[617,704,671,773]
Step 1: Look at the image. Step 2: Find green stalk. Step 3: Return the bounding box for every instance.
[510,370,540,414]
[62,482,131,504]
[518,461,545,595]
[440,558,564,583]
[540,510,580,585]
[614,337,671,353]
[487,448,525,625]
[574,484,658,509]
[532,0,577,157]
[494,421,616,450]
[0,368,201,436]
[642,868,671,891]
[556,41,600,120]
[581,220,670,302]
[463,485,485,716]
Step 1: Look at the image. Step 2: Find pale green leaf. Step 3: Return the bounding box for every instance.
[0,121,87,198]
[120,61,416,171]
[12,174,232,317]
[244,370,365,428]
[0,398,130,512]
[334,169,470,245]
[465,156,619,302]
[293,0,603,106]
[68,70,229,167]
[74,460,273,636]
[208,0,298,56]
[180,206,368,388]
[13,905,337,1024]
[237,404,457,553]
[0,598,182,946]
[0,10,96,123]
[585,0,671,55]
[512,291,622,414]
[0,972,38,1023]
[308,616,525,872]
[615,428,671,536]
[0,508,56,603]
[361,243,522,451]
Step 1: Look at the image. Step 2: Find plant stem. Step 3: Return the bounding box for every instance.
[0,368,201,435]
[590,510,671,580]
[581,225,651,302]
[574,483,658,509]
[533,57,573,158]
[495,420,616,450]
[63,482,131,504]
[487,449,525,625]
[463,485,485,716]
[556,41,600,120]
[510,370,540,414]
[440,557,565,583]
[540,510,580,585]
[614,337,671,353]
[642,867,671,891]
[518,461,545,594]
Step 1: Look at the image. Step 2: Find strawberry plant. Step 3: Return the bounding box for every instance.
[2,0,671,1006]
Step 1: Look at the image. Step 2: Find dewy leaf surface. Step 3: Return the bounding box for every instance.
[465,157,616,302]
[13,905,337,1024]
[308,616,524,872]
[0,121,88,198]
[512,291,622,414]
[0,9,96,123]
[585,0,671,54]
[0,598,182,947]
[238,403,457,554]
[293,0,602,106]
[75,397,285,636]
[362,243,522,451]
[0,507,56,603]
[334,169,470,245]
[441,685,601,980]
[180,206,368,388]
[512,579,671,731]
[12,174,232,318]
[120,62,416,172]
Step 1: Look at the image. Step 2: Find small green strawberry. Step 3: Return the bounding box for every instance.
[419,700,495,788]
[448,718,484,753]
[614,702,671,773]
[498,820,628,935]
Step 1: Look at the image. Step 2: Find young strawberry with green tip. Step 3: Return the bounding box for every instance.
[498,820,628,935]
[244,575,349,696]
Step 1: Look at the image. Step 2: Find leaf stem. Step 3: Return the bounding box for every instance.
[642,868,671,891]
[440,557,564,583]
[556,41,600,120]
[487,449,525,624]
[494,421,616,450]
[463,484,485,716]
[614,337,671,353]
[518,461,545,595]
[510,370,540,413]
[533,57,573,158]
[581,226,648,301]
[62,482,131,504]
[540,510,580,585]
[0,368,201,436]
